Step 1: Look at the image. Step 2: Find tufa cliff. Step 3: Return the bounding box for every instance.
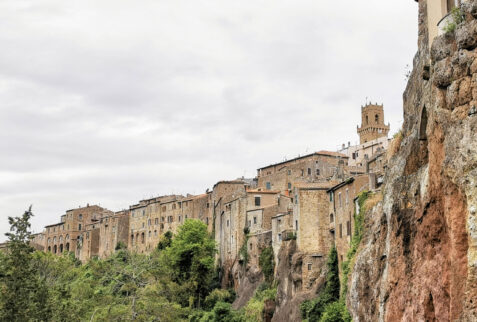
[347,1,477,321]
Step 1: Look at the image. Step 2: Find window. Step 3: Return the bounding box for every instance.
[375,114,379,123]
[330,192,333,202]
[308,263,312,271]
[148,219,151,226]
[301,169,304,176]
[278,233,282,241]
[266,182,271,190]
[346,189,349,204]
[278,219,281,225]
[250,243,253,250]
[172,204,176,210]
[206,217,209,225]
[154,230,157,236]
[316,169,320,176]
[347,221,351,236]
[338,193,342,207]
[162,217,165,222]
[253,217,257,224]
[206,203,210,208]
[179,203,182,209]
[288,183,292,189]
[178,215,181,222]
[295,220,298,231]
[142,210,145,216]
[227,220,229,227]
[295,195,298,204]
[287,170,291,175]
[141,232,145,244]
[185,215,188,219]
[339,224,343,238]
[366,115,369,125]
[78,224,82,231]
[447,0,457,13]
[78,214,83,220]
[307,168,311,175]
[255,196,261,206]
[330,214,334,223]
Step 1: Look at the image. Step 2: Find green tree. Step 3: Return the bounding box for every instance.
[165,219,216,308]
[0,207,50,321]
[157,230,173,250]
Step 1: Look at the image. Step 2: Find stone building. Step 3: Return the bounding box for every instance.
[256,151,349,196]
[76,208,114,261]
[328,175,369,273]
[43,204,109,256]
[98,210,130,258]
[292,182,337,290]
[356,103,390,144]
[31,233,45,251]
[271,211,294,264]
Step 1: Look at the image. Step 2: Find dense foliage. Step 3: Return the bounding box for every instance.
[258,246,274,283]
[0,209,281,321]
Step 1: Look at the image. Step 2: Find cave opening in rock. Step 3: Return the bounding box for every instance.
[419,106,429,165]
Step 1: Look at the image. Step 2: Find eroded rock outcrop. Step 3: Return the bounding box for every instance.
[348,1,477,321]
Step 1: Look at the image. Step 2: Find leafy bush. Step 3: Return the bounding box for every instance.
[320,301,351,322]
[244,283,277,321]
[204,288,235,310]
[443,7,464,33]
[259,246,274,283]
[239,234,249,265]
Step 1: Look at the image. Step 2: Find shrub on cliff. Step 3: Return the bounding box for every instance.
[259,246,274,283]
[320,301,351,322]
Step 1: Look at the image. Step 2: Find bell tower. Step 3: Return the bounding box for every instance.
[357,103,390,144]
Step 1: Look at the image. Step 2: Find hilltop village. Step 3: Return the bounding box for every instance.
[22,103,390,291]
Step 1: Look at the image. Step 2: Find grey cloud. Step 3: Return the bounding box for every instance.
[0,0,417,240]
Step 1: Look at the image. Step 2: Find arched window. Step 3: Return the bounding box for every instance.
[48,238,51,244]
[59,244,63,253]
[66,234,69,240]
[330,213,334,223]
[59,236,63,242]
[78,214,83,220]
[53,236,56,243]
[375,114,379,123]
[131,234,134,245]
[66,243,70,251]
[53,245,57,254]
[141,232,145,244]
[366,115,369,125]
[48,246,51,252]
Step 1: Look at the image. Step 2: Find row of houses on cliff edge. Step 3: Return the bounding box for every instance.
[24,103,390,294]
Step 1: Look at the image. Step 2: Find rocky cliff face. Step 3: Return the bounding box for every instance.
[348,1,477,321]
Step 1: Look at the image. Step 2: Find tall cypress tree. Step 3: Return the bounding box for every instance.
[0,207,50,321]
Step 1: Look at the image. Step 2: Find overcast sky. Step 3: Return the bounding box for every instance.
[0,0,417,240]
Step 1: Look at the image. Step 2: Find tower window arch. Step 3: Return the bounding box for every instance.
[366,115,369,125]
[375,114,379,123]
